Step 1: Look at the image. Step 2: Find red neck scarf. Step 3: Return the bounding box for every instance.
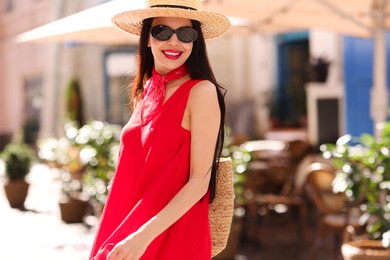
[141,65,188,124]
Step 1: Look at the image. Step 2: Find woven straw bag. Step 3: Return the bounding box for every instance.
[209,157,235,256]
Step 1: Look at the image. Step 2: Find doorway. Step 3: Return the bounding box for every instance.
[272,31,309,128]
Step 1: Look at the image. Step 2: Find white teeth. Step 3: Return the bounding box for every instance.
[164,51,180,56]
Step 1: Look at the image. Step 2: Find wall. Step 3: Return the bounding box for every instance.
[309,29,343,87]
[207,32,276,139]
[0,0,278,142]
[0,0,54,136]
[307,29,346,143]
[0,0,110,139]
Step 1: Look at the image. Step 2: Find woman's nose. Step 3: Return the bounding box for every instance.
[167,33,180,45]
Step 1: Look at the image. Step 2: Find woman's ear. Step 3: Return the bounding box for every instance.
[147,38,151,47]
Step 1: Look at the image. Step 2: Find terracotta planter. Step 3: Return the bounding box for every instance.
[4,180,29,209]
[59,198,89,223]
[342,240,390,260]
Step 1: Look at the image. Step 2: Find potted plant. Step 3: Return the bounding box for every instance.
[37,120,121,222]
[1,140,35,209]
[305,56,331,83]
[64,120,121,217]
[58,142,88,224]
[37,135,89,223]
[65,77,84,127]
[321,124,390,258]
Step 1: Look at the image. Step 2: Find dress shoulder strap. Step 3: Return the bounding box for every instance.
[180,79,203,99]
[178,79,203,106]
[164,79,203,123]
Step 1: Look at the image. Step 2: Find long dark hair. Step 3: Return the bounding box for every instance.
[131,18,226,203]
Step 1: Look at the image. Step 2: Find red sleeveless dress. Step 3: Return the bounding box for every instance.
[89,79,211,260]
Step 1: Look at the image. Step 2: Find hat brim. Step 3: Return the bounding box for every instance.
[112,7,230,39]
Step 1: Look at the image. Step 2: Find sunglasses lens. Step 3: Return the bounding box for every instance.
[151,25,198,43]
[176,28,198,43]
[151,25,173,41]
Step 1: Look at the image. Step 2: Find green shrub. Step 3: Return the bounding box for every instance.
[1,143,35,180]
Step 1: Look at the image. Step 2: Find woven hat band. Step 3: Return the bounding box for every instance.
[112,0,230,39]
[147,0,200,10]
[151,5,197,11]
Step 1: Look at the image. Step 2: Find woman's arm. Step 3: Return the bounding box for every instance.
[107,80,221,260]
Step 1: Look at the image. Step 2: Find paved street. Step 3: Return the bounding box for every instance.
[0,162,95,260]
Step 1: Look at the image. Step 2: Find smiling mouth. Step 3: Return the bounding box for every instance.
[163,50,182,60]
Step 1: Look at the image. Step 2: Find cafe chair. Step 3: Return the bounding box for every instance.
[305,162,363,260]
[251,140,311,241]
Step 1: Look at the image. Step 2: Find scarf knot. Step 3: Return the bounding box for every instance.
[140,65,188,124]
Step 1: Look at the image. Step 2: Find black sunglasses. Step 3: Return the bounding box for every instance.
[151,25,198,43]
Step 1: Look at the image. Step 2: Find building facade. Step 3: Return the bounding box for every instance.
[0,0,344,149]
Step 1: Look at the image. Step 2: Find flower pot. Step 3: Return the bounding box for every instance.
[59,198,88,223]
[4,180,29,209]
[342,240,390,260]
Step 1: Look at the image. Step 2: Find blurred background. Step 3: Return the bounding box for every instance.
[1,0,390,259]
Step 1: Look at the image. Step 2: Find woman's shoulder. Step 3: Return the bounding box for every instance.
[187,80,218,106]
[189,79,216,97]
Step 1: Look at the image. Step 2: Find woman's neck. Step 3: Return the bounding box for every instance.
[154,64,186,76]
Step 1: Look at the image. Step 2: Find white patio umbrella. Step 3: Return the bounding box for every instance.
[14,0,145,45]
[202,0,390,137]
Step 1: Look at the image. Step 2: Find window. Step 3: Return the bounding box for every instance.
[104,50,137,126]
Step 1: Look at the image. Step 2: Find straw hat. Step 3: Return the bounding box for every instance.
[112,0,230,39]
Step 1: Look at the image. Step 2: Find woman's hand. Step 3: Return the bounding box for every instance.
[106,231,149,260]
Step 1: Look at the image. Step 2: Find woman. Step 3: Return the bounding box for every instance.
[89,1,230,259]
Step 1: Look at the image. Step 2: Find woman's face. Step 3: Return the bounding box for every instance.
[149,17,194,75]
